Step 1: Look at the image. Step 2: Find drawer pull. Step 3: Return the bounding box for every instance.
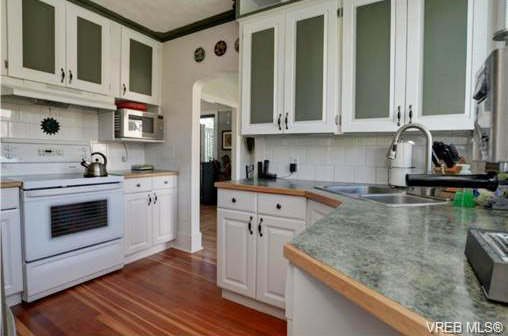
[248,216,253,235]
[136,183,141,187]
[164,181,168,184]
[232,198,237,203]
[276,203,282,210]
[258,218,263,237]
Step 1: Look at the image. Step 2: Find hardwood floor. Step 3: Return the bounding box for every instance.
[193,205,218,265]
[13,207,286,336]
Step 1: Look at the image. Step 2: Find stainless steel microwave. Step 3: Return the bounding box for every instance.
[114,109,164,141]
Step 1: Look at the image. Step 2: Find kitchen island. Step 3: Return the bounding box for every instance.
[218,179,508,336]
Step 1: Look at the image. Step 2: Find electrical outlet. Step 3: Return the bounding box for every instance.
[289,157,298,173]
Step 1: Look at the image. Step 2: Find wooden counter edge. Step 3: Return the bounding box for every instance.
[1,181,22,188]
[214,182,342,208]
[284,244,442,336]
[123,171,179,179]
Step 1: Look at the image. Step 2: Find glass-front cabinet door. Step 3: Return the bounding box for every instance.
[7,0,66,85]
[341,0,406,132]
[121,28,161,105]
[241,15,285,135]
[66,3,110,94]
[405,0,474,130]
[284,0,338,134]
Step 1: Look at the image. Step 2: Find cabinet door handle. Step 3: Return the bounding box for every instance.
[232,198,237,203]
[277,114,282,131]
[408,105,413,124]
[122,83,127,95]
[154,193,158,204]
[396,106,401,126]
[148,194,152,206]
[276,203,282,210]
[258,218,263,237]
[68,69,73,84]
[285,113,288,130]
[164,181,168,184]
[248,216,253,235]
[60,68,65,83]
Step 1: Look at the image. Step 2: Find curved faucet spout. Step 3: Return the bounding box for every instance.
[387,123,433,174]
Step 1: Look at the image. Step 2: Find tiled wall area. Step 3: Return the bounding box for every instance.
[255,132,473,184]
[0,97,145,170]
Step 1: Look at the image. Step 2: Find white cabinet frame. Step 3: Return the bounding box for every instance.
[240,14,286,135]
[66,2,111,95]
[284,1,338,133]
[7,0,66,86]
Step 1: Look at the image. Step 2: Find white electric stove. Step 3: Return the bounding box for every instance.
[1,140,125,302]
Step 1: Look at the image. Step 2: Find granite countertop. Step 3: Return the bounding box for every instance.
[218,179,508,333]
[110,170,178,179]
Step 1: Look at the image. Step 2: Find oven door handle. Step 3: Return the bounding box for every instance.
[23,183,123,198]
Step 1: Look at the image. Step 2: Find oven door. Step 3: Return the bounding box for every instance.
[22,183,124,262]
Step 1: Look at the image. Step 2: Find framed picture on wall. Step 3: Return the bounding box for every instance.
[222,131,232,150]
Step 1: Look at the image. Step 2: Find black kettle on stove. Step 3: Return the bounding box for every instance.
[81,152,108,177]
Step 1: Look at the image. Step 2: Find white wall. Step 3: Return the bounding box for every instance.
[255,132,473,184]
[0,97,145,170]
[144,21,239,252]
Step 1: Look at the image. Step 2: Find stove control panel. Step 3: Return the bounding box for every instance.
[1,142,90,163]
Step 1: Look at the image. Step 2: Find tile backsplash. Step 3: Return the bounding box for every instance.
[0,97,145,170]
[255,132,473,184]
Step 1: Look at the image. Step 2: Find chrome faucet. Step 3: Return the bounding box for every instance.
[387,123,433,174]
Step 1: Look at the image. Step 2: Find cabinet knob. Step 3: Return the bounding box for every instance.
[136,183,141,187]
[232,198,237,203]
[164,181,168,184]
[276,203,282,210]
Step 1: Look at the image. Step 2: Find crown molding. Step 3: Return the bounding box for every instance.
[67,0,236,43]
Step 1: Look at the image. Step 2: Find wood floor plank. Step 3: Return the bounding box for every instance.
[13,205,286,336]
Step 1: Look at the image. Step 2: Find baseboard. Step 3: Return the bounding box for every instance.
[6,293,21,307]
[124,241,174,264]
[221,289,286,320]
[175,231,203,253]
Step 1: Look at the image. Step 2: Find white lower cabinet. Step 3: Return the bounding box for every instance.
[124,176,177,262]
[217,189,306,312]
[0,188,23,306]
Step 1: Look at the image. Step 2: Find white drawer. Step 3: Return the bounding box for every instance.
[153,175,177,190]
[218,189,256,213]
[258,193,306,220]
[124,178,152,194]
[1,188,19,210]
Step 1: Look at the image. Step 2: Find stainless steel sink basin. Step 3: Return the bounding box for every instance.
[318,185,404,196]
[361,194,448,207]
[316,185,449,207]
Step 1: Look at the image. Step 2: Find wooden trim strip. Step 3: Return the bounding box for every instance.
[1,181,22,188]
[122,171,179,179]
[215,182,342,208]
[284,244,441,336]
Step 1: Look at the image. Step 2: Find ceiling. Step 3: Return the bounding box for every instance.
[91,0,234,33]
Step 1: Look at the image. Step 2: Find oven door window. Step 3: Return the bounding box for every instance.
[51,199,108,238]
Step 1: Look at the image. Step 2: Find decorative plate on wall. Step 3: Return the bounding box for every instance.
[41,117,60,135]
[234,38,239,53]
[194,47,205,63]
[214,40,227,56]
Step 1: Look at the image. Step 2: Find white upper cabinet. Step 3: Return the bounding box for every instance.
[120,28,162,105]
[341,0,481,132]
[240,0,340,135]
[65,3,111,94]
[405,0,475,130]
[7,0,66,86]
[6,0,110,94]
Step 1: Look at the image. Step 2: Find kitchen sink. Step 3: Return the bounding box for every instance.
[316,185,449,207]
[361,194,448,207]
[318,185,404,197]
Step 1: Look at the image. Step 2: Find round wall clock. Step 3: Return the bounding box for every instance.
[214,40,227,56]
[194,47,205,63]
[234,38,239,53]
[41,117,60,135]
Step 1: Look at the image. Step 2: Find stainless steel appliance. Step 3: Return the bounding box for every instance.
[473,45,508,171]
[465,229,508,303]
[81,152,108,177]
[115,109,164,141]
[1,141,124,302]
